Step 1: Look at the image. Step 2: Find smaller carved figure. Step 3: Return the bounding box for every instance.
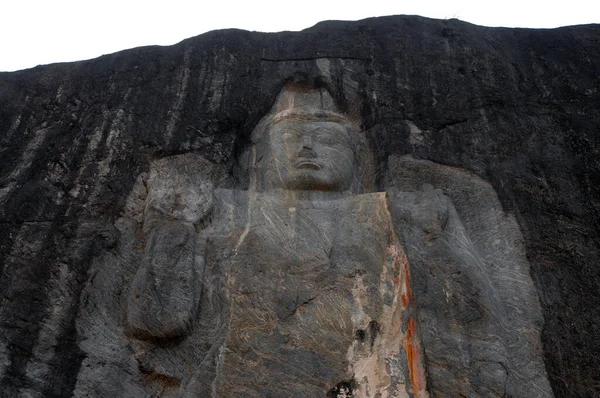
[125,162,213,341]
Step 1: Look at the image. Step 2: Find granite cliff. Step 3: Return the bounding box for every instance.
[0,15,599,397]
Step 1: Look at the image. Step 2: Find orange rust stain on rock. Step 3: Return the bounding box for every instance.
[401,293,409,308]
[388,243,427,394]
[397,249,412,309]
[405,318,426,394]
[402,259,413,303]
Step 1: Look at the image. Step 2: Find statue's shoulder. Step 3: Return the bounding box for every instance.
[347,191,387,204]
[214,187,248,204]
[348,189,449,210]
[342,192,395,226]
[383,186,453,235]
[207,188,253,233]
[385,186,452,209]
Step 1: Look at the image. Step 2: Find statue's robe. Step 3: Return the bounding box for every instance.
[187,188,521,397]
[185,189,423,397]
[77,187,544,398]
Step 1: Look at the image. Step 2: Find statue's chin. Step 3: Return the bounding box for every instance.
[280,175,349,192]
[258,167,353,192]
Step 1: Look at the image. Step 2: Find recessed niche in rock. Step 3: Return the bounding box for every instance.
[74,84,553,397]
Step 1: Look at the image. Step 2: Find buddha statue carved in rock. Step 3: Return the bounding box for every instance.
[75,83,552,398]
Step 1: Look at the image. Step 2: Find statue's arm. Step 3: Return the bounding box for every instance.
[125,175,213,341]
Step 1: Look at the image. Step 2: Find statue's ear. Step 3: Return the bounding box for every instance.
[233,144,255,190]
[351,130,375,194]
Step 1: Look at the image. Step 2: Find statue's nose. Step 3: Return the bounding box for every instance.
[298,136,317,158]
[302,135,313,150]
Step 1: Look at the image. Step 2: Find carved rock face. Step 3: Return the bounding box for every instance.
[262,119,357,192]
[2,17,597,398]
[71,83,553,397]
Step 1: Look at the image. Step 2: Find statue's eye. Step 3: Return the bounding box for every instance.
[318,137,335,145]
[314,131,339,146]
[283,130,302,141]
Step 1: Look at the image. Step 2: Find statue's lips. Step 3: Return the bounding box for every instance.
[295,159,320,170]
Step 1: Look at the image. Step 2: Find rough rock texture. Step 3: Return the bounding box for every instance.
[0,15,599,397]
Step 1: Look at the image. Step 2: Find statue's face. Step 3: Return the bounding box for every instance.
[265,118,356,191]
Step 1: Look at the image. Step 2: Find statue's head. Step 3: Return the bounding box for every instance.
[247,84,369,193]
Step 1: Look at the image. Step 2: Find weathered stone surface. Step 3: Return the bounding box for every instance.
[72,84,551,396]
[0,15,599,397]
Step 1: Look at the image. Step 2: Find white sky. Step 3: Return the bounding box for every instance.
[1,0,598,72]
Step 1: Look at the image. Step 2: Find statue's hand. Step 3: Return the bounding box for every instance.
[387,184,450,236]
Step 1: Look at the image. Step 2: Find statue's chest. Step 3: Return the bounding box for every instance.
[222,198,392,317]
[224,207,340,310]
[246,206,335,263]
[206,194,409,396]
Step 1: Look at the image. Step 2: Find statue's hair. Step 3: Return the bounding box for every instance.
[250,109,354,145]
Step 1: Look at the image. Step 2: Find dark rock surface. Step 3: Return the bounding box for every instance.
[0,15,599,397]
